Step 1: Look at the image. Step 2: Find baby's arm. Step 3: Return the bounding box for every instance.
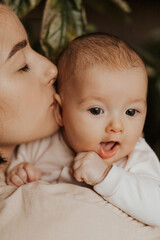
[7,162,41,186]
[94,141,160,226]
[73,141,160,226]
[73,148,160,226]
[94,165,160,226]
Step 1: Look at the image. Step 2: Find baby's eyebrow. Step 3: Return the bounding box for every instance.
[7,39,27,60]
[79,96,105,104]
[129,98,146,105]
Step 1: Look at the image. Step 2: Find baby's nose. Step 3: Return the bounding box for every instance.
[105,118,123,133]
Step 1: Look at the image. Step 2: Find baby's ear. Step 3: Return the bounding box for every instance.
[54,94,63,126]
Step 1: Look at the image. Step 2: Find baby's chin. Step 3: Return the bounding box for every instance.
[103,150,131,166]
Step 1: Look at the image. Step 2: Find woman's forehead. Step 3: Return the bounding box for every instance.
[0,6,27,64]
[0,5,23,30]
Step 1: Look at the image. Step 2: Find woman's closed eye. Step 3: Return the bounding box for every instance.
[125,109,139,117]
[18,64,30,73]
[89,107,104,115]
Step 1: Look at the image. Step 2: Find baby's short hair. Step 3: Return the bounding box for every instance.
[57,33,145,96]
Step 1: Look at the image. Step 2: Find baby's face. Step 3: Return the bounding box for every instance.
[61,65,147,165]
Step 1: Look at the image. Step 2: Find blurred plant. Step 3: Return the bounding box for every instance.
[3,0,130,62]
[84,0,131,23]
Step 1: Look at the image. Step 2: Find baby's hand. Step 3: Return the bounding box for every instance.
[72,152,112,186]
[6,162,41,187]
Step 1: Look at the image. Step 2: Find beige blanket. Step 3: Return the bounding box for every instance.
[0,171,160,240]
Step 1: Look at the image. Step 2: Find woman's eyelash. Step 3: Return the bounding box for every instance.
[19,64,30,72]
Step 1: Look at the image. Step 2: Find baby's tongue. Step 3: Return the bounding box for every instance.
[99,142,117,159]
[100,142,115,151]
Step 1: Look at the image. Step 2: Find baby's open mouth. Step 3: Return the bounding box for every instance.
[99,141,119,159]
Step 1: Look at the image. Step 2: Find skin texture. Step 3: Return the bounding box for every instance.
[0,6,59,171]
[57,65,148,185]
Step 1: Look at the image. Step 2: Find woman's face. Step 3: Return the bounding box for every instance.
[0,6,58,146]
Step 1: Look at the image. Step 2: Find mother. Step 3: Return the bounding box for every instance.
[0,4,159,240]
[0,3,58,169]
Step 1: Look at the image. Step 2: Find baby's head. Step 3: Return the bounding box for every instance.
[56,33,148,165]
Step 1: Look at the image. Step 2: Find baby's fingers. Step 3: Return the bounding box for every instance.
[16,167,27,183]
[72,159,82,171]
[8,174,25,187]
[23,163,41,182]
[74,152,87,162]
[73,168,84,182]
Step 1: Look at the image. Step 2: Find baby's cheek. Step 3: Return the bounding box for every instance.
[123,137,138,156]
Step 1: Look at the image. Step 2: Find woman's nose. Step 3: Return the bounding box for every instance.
[105,118,123,133]
[40,57,58,85]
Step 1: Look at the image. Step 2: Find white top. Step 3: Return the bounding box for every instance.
[8,131,160,226]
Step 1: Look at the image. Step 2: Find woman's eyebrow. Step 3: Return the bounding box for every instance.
[7,39,27,60]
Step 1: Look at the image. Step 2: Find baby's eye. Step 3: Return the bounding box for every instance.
[125,109,138,116]
[89,107,104,115]
[18,64,30,72]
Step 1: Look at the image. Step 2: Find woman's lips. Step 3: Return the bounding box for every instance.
[50,101,55,108]
[99,141,119,159]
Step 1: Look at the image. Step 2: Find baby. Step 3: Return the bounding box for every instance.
[7,33,160,226]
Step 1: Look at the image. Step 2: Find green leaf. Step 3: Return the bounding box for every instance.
[111,0,131,13]
[84,0,131,23]
[40,0,86,62]
[3,0,42,18]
